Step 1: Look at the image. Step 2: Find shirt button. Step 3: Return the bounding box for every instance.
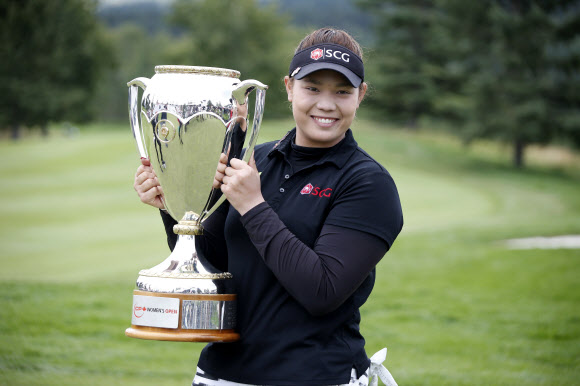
[284,174,290,179]
[279,188,285,193]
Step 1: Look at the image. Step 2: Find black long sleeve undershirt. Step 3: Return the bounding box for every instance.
[240,202,388,316]
[160,210,178,251]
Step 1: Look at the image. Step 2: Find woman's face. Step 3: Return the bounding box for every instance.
[285,70,367,148]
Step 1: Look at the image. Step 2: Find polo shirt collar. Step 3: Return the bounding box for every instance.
[268,128,358,169]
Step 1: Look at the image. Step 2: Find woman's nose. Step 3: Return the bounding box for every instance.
[316,94,336,111]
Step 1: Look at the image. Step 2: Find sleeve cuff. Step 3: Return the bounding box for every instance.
[240,201,271,226]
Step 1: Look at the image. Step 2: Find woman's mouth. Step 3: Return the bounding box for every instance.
[312,116,338,125]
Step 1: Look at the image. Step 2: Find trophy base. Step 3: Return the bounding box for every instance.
[127,290,239,342]
[125,326,240,342]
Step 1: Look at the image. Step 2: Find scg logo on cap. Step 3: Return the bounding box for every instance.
[310,48,324,60]
[310,47,350,63]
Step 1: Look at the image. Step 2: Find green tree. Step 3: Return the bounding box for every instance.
[362,0,579,167]
[446,1,555,167]
[440,0,579,167]
[357,0,442,127]
[168,0,301,118]
[0,0,113,138]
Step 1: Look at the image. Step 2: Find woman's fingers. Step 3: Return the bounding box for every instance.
[248,152,257,170]
[219,153,263,215]
[138,176,160,193]
[225,158,246,178]
[135,164,146,177]
[135,170,156,186]
[134,174,159,195]
[138,184,165,209]
[213,153,228,189]
[134,162,164,209]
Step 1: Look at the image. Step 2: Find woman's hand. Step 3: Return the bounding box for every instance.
[221,153,264,216]
[213,153,228,189]
[134,158,165,210]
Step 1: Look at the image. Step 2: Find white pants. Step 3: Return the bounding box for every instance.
[192,348,397,386]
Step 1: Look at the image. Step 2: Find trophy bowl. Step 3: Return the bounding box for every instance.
[125,65,267,342]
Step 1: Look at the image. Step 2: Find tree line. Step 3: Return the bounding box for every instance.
[360,0,580,167]
[1,0,578,168]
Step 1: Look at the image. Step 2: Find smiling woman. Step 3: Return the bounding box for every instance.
[285,34,367,149]
[285,70,366,148]
[133,27,403,386]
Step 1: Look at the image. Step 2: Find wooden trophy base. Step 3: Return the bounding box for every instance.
[125,326,240,342]
[127,290,239,342]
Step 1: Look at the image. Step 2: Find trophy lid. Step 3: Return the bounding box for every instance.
[155,65,241,79]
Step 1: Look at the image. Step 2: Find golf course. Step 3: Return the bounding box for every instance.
[1,119,579,385]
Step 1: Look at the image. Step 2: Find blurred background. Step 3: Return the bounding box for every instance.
[0,0,579,385]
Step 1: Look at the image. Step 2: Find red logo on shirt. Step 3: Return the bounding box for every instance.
[300,183,332,198]
[300,183,314,195]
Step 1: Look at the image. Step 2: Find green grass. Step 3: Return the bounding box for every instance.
[1,120,579,385]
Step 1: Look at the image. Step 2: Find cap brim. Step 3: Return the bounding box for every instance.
[293,62,362,88]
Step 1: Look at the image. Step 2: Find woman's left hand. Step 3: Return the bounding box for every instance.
[221,153,265,216]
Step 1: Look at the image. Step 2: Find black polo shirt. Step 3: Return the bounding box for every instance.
[196,128,403,385]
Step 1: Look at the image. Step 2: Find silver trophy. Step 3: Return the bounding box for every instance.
[125,65,267,342]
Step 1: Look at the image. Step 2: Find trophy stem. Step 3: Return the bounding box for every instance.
[173,211,204,236]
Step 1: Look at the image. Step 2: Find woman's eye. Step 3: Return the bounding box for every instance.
[306,87,319,92]
[337,90,351,95]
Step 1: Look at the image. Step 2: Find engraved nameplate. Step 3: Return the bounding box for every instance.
[131,295,180,329]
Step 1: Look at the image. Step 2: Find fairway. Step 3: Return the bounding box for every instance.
[1,121,579,385]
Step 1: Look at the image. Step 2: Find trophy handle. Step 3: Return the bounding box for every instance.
[127,77,150,159]
[200,79,268,221]
[231,80,268,164]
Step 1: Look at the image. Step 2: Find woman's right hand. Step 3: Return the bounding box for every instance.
[134,158,165,210]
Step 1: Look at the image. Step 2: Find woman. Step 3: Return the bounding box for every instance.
[134,28,403,386]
